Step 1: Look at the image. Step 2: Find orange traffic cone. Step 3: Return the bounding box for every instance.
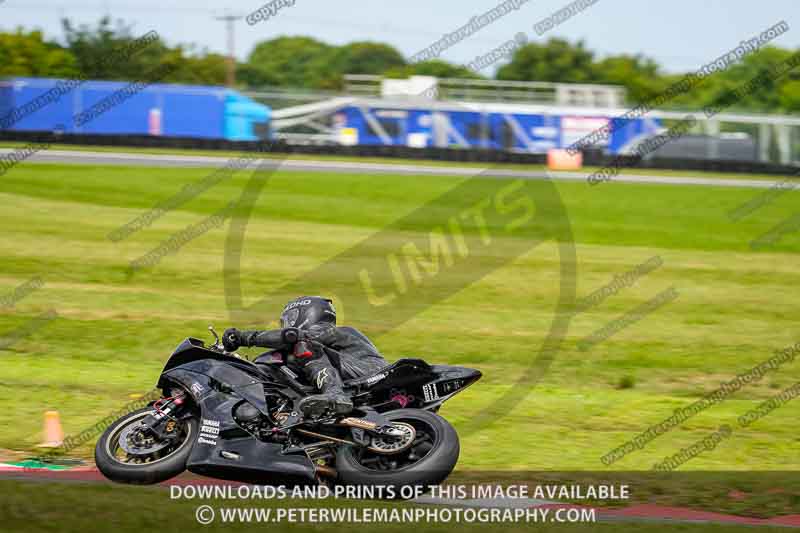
[37,411,64,448]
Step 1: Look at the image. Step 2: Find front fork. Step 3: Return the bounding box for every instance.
[139,391,188,441]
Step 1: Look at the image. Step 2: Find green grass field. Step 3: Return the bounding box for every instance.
[0,158,799,476]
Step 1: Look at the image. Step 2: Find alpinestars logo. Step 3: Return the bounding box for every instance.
[316,368,329,389]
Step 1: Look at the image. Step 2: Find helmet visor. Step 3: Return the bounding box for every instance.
[280,308,300,328]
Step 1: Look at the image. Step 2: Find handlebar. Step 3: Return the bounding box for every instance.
[207,324,310,360]
[207,324,245,359]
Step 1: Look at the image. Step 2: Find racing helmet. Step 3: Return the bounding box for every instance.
[279,296,336,330]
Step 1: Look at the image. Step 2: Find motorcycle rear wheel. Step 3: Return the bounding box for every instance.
[335,408,459,495]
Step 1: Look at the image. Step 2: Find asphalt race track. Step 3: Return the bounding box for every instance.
[8,148,785,189]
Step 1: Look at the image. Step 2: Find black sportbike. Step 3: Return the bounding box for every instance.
[95,326,481,489]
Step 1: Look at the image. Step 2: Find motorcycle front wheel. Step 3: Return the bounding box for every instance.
[95,406,196,485]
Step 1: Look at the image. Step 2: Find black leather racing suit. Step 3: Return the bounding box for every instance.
[240,324,388,398]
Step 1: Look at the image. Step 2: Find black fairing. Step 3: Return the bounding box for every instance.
[344,358,482,409]
[188,436,317,486]
[156,339,316,485]
[161,337,263,377]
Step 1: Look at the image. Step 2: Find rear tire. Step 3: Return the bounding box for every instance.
[335,409,459,496]
[95,406,196,485]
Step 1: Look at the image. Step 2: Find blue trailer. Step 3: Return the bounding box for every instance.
[333,100,661,154]
[0,77,271,141]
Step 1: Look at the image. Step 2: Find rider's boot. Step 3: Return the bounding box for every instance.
[297,358,353,418]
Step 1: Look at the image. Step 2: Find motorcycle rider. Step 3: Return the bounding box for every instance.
[222,296,387,417]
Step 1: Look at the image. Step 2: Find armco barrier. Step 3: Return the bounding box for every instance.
[0,129,798,177]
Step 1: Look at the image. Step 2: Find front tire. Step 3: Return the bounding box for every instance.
[95,406,196,485]
[335,409,459,494]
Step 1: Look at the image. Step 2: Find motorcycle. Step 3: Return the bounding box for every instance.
[95,326,481,490]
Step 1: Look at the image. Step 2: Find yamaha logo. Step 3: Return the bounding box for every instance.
[365,372,387,385]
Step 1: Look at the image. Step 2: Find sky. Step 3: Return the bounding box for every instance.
[2,0,799,75]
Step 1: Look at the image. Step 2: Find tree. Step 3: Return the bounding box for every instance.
[62,17,151,79]
[665,46,800,113]
[778,80,800,113]
[330,42,405,74]
[62,17,227,85]
[154,45,228,85]
[243,38,409,90]
[385,59,482,80]
[496,38,596,83]
[316,41,407,89]
[590,55,667,104]
[2,18,799,115]
[244,36,335,88]
[236,62,281,88]
[0,29,77,78]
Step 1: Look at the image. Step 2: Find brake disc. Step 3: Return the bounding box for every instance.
[367,422,416,455]
[118,422,173,457]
